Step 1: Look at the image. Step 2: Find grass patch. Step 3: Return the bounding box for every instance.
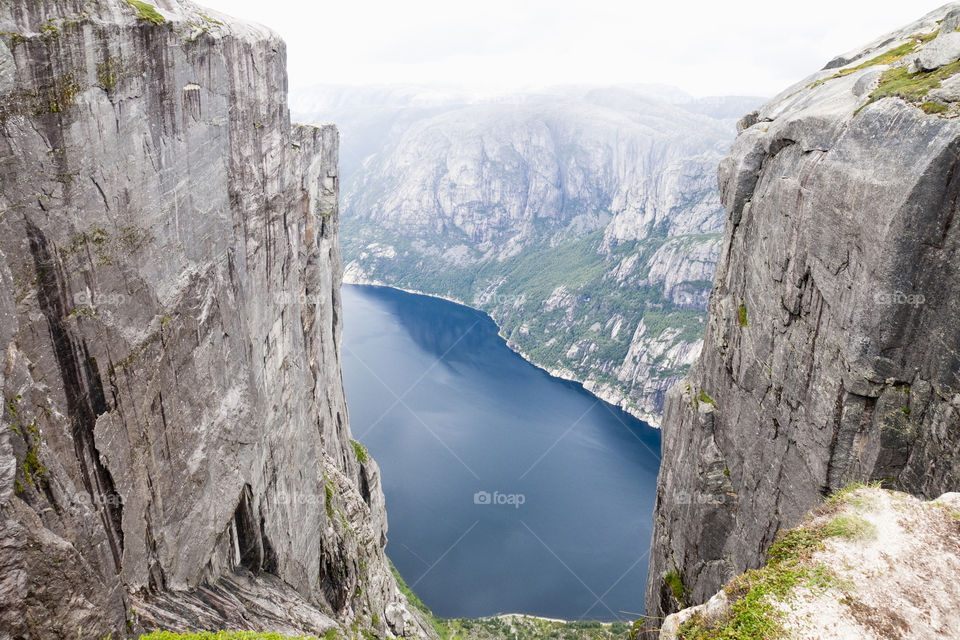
[679,488,880,639]
[858,59,960,114]
[324,480,335,518]
[665,570,687,608]
[124,0,166,24]
[698,389,717,408]
[921,101,949,114]
[811,31,939,88]
[737,303,748,327]
[350,439,369,464]
[821,514,877,542]
[823,481,881,510]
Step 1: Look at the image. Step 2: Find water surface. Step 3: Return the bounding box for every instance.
[341,284,661,621]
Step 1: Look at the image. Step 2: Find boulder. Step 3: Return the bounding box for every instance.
[916,30,960,71]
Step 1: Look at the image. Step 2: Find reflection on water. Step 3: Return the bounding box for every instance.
[342,285,661,621]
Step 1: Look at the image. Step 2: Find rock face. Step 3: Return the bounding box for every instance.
[0,1,429,637]
[296,86,760,424]
[646,3,960,625]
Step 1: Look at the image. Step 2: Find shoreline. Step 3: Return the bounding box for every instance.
[492,613,618,626]
[342,276,661,428]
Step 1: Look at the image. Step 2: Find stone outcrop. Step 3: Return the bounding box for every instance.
[646,2,960,626]
[0,1,430,637]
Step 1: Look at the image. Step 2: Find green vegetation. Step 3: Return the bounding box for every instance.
[388,558,630,640]
[324,479,335,518]
[698,389,717,408]
[124,0,166,24]
[97,60,120,92]
[350,439,369,464]
[6,395,47,492]
[678,488,878,639]
[858,59,960,114]
[737,302,748,328]
[45,72,82,113]
[197,12,223,25]
[823,481,882,510]
[389,558,452,640]
[665,570,687,607]
[811,31,939,88]
[921,100,949,114]
[342,220,718,413]
[0,31,26,47]
[139,633,318,640]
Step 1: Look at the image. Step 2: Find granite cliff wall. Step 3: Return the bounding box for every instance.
[646,3,960,626]
[0,1,429,637]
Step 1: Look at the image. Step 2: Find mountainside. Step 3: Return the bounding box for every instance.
[646,3,960,627]
[0,1,430,637]
[295,87,760,424]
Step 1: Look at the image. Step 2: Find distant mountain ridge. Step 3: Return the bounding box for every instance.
[293,85,762,424]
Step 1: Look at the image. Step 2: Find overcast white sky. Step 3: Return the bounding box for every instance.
[198,0,947,97]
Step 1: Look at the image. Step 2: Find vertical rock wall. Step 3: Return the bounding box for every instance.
[0,1,427,637]
[646,3,960,625]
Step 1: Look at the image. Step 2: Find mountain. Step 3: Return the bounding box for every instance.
[645,2,960,629]
[293,86,762,425]
[0,1,431,636]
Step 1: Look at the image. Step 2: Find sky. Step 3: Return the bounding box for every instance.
[198,0,948,97]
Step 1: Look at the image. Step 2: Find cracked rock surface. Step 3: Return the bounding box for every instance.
[0,1,432,637]
[646,2,960,625]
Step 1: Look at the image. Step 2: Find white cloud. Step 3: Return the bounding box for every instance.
[196,0,948,96]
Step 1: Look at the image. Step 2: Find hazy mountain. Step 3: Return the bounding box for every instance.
[293,85,762,424]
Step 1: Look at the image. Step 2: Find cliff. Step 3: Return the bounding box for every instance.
[298,86,759,425]
[0,1,430,637]
[647,2,960,626]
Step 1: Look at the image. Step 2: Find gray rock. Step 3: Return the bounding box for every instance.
[646,2,960,627]
[927,73,960,102]
[942,7,960,33]
[916,30,960,71]
[0,1,432,638]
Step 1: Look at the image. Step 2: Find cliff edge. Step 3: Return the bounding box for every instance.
[0,1,430,637]
[660,487,960,639]
[647,2,960,626]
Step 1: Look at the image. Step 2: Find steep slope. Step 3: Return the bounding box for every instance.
[304,87,759,424]
[660,487,960,639]
[0,1,430,637]
[646,3,960,625]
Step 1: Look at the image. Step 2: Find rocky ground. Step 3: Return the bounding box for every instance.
[659,487,960,639]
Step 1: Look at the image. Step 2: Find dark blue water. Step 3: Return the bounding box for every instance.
[341,284,660,621]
